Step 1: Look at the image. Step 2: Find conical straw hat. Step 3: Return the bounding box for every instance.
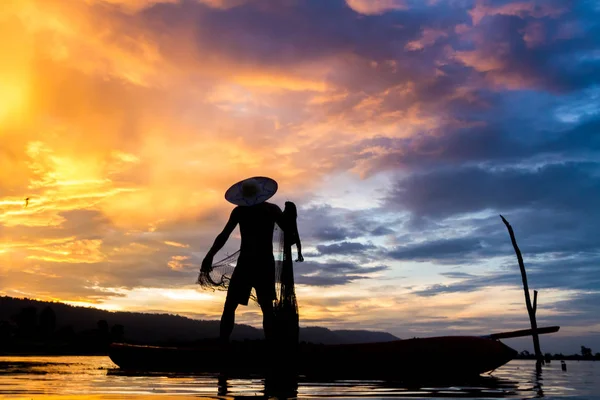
[224,176,278,206]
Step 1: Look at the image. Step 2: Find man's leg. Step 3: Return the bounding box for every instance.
[220,268,250,344]
[259,299,274,343]
[220,299,238,343]
[257,260,277,344]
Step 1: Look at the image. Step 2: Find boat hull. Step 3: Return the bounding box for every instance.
[108,336,517,380]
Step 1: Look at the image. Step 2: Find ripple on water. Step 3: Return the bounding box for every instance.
[0,356,597,399]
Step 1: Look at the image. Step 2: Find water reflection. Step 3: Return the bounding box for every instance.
[0,357,598,398]
[533,362,544,398]
[216,372,299,399]
[109,369,520,399]
[296,375,521,398]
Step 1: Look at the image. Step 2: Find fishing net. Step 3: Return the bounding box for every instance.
[273,221,299,346]
[197,209,299,346]
[197,249,242,297]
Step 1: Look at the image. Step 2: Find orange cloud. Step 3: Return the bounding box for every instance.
[523,21,547,48]
[3,0,570,335]
[196,0,250,9]
[26,239,105,264]
[167,255,192,270]
[164,240,190,248]
[345,0,408,15]
[405,28,448,51]
[89,0,179,12]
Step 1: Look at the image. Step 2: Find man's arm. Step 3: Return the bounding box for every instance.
[201,208,239,272]
[272,203,287,232]
[295,230,303,253]
[206,207,239,258]
[293,217,303,261]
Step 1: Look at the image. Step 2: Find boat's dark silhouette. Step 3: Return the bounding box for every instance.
[106,325,566,381]
[107,335,517,380]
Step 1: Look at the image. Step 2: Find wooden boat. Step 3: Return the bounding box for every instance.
[107,326,560,380]
[108,327,559,380]
[108,337,514,379]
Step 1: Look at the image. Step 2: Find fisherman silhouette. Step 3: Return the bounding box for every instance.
[200,177,303,347]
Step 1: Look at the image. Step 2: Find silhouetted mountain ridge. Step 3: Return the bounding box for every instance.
[298,326,398,344]
[0,296,399,345]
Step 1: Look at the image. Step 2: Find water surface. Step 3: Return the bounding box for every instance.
[0,356,597,399]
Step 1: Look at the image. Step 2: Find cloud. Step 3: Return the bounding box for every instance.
[413,253,600,297]
[457,1,600,91]
[469,0,568,26]
[387,237,486,263]
[370,226,396,236]
[385,161,600,219]
[355,109,600,179]
[196,0,249,9]
[298,204,400,246]
[345,0,408,15]
[313,226,362,242]
[296,261,389,287]
[0,0,599,351]
[316,241,376,256]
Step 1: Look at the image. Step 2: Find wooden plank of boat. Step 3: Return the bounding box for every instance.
[108,335,518,380]
[482,326,560,340]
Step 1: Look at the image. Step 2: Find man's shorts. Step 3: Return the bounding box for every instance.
[226,257,276,306]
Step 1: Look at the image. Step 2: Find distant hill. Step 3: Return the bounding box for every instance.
[299,327,398,344]
[0,296,399,346]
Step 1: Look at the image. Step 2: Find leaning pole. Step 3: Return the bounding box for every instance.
[500,215,543,366]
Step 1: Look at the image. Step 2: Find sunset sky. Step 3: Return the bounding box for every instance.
[1,0,599,354]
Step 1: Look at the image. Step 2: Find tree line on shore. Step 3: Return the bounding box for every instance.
[0,296,398,354]
[1,303,125,354]
[516,346,600,361]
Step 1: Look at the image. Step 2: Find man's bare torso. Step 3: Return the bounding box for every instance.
[234,202,282,261]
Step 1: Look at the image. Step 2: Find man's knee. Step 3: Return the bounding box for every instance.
[223,299,238,315]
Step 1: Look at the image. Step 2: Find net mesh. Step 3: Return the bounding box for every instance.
[197,249,242,297]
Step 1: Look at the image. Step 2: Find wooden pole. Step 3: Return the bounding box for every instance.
[500,215,544,366]
[483,326,559,340]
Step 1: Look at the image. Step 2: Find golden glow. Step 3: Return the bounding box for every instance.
[5,395,205,400]
[0,2,33,123]
[167,255,191,270]
[164,241,190,248]
[26,239,105,264]
[62,300,124,312]
[160,289,214,301]
[345,0,408,15]
[0,0,584,337]
[233,73,329,92]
